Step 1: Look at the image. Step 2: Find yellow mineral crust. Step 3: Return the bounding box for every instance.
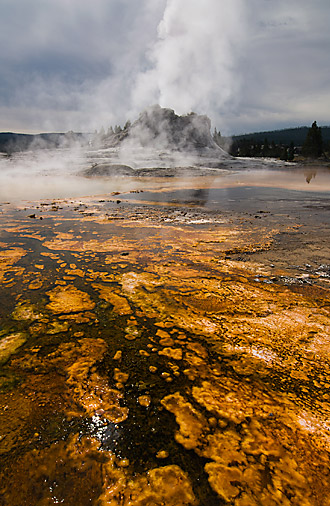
[113,368,129,384]
[1,434,105,505]
[159,336,175,346]
[46,321,69,334]
[64,340,129,423]
[156,329,171,339]
[192,381,250,424]
[55,232,75,240]
[13,338,129,424]
[159,347,183,360]
[58,311,95,323]
[124,320,141,340]
[185,379,330,504]
[12,301,44,321]
[92,283,132,315]
[138,395,151,407]
[186,342,208,358]
[40,251,59,259]
[0,332,26,365]
[113,350,122,360]
[204,453,312,506]
[43,237,137,253]
[0,247,27,283]
[156,450,169,459]
[240,418,284,458]
[120,271,218,334]
[78,373,129,423]
[65,268,85,277]
[162,387,329,504]
[205,462,242,502]
[201,429,247,466]
[173,282,271,316]
[99,463,198,506]
[46,285,95,313]
[28,279,43,290]
[121,271,162,293]
[2,195,330,505]
[237,306,330,354]
[161,392,206,450]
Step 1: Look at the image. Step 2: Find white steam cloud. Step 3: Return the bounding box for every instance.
[131,0,247,125]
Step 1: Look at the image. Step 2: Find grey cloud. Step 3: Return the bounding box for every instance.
[227,0,330,133]
[0,0,329,134]
[0,0,166,131]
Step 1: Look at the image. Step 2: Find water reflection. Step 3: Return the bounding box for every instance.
[190,188,210,206]
[305,170,317,184]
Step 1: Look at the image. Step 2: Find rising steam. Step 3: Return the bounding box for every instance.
[131,0,247,129]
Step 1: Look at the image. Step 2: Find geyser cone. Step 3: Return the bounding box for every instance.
[85,106,231,175]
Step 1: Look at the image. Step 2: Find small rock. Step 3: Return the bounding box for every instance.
[138,395,151,407]
[156,450,169,459]
[113,350,122,360]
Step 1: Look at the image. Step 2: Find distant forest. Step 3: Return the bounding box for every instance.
[233,126,330,145]
[1,123,330,160]
[0,132,85,154]
[214,123,330,160]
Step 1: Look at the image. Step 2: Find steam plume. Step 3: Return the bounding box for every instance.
[131,0,247,129]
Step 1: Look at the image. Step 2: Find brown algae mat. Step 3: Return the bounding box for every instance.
[0,192,330,506]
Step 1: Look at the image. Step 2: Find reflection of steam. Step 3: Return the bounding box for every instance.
[190,188,210,206]
[305,170,317,184]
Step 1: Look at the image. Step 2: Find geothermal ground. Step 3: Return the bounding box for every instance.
[0,164,330,505]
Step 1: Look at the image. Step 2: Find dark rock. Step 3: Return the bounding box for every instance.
[83,163,135,177]
[125,105,218,152]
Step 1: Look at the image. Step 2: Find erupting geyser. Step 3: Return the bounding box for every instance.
[84,105,231,176]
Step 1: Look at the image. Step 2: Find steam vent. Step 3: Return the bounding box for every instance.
[1,108,330,505]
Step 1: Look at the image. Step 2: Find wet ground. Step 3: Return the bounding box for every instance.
[0,166,330,505]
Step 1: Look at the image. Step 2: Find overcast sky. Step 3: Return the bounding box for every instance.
[0,0,329,135]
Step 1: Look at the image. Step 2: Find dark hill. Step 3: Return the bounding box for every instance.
[232,126,330,146]
[0,132,85,154]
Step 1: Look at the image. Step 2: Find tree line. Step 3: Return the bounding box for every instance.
[214,121,329,160]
